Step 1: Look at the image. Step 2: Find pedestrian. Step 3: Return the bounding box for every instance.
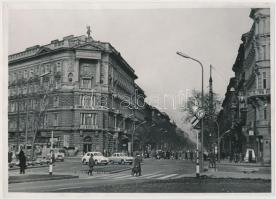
[18,149,26,174]
[133,153,142,176]
[88,153,95,176]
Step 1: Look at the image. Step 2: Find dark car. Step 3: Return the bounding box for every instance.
[156,150,165,159]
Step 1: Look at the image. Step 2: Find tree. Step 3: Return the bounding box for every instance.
[180,90,222,149]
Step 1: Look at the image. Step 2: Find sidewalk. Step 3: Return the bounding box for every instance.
[9,173,79,184]
[216,160,271,167]
[203,169,271,180]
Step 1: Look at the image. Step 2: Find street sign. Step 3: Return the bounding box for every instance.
[191,116,200,128]
[248,130,254,136]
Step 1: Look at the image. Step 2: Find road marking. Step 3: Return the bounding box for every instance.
[114,174,134,179]
[120,172,161,180]
[145,173,163,179]
[156,174,178,180]
[172,174,189,179]
[100,173,129,179]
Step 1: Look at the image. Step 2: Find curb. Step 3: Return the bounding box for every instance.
[9,175,79,184]
[217,163,271,167]
[9,165,49,171]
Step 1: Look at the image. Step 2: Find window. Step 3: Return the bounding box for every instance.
[18,71,23,79]
[53,96,59,107]
[55,79,61,89]
[264,108,267,120]
[81,113,97,125]
[29,68,34,78]
[24,70,28,79]
[13,72,17,82]
[53,113,58,126]
[23,86,27,94]
[56,62,62,72]
[41,65,45,74]
[82,78,91,89]
[46,64,51,73]
[43,114,48,127]
[84,96,91,107]
[263,72,267,89]
[68,73,73,82]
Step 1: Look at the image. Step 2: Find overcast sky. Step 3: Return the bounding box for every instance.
[8,7,254,137]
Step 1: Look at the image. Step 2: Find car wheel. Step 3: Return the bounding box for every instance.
[129,162,133,165]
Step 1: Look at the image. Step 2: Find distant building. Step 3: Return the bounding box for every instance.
[219,8,271,163]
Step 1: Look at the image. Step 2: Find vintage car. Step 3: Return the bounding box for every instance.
[108,153,133,165]
[82,152,109,165]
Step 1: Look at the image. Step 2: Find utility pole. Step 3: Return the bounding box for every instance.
[16,100,20,152]
[49,130,54,175]
[209,65,214,152]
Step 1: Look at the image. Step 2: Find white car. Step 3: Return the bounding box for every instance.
[82,152,109,165]
[108,153,133,165]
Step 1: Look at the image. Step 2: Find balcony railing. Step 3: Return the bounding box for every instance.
[80,124,98,129]
[248,89,270,98]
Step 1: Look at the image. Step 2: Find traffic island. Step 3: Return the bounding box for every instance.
[9,174,79,184]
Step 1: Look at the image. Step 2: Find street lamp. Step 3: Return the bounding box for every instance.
[176,51,204,177]
[214,120,220,162]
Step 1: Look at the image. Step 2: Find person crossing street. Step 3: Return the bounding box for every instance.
[88,153,95,176]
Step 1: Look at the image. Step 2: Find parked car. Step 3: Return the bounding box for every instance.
[46,149,65,162]
[82,152,109,165]
[108,153,133,165]
[8,159,19,168]
[156,150,165,159]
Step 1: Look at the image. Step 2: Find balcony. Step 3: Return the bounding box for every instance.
[247,89,270,99]
[80,124,98,130]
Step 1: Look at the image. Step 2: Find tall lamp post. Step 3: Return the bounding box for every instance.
[176,51,204,176]
[214,120,220,162]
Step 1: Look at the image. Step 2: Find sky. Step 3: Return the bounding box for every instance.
[7,6,254,140]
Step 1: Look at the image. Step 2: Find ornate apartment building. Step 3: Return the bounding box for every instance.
[8,33,147,155]
[219,8,271,163]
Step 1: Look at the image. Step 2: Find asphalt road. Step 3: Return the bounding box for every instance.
[8,158,271,193]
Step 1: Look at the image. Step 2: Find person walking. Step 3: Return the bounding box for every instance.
[18,149,26,174]
[133,154,142,176]
[88,153,95,176]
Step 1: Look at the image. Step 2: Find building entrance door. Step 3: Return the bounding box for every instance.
[83,136,92,153]
[83,144,92,153]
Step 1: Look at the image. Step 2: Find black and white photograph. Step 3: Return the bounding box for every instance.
[1,1,275,197]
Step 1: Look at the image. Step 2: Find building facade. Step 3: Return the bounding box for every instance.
[219,8,271,163]
[8,34,148,155]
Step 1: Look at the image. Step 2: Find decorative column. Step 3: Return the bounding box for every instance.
[96,60,101,84]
